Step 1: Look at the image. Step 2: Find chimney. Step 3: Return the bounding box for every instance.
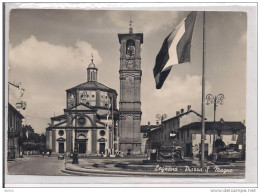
[220,118,224,123]
[176,111,180,116]
[156,121,159,125]
[187,105,191,112]
[181,109,184,114]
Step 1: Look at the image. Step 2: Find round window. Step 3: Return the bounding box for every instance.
[78,117,86,126]
[100,130,106,136]
[58,130,64,136]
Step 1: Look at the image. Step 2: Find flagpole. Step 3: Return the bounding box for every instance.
[201,11,206,169]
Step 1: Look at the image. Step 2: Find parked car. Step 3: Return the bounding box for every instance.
[217,149,241,162]
[58,154,64,160]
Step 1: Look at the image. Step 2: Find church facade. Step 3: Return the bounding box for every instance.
[46,58,119,155]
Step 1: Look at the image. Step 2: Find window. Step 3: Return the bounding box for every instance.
[187,130,190,138]
[58,130,64,136]
[92,95,95,98]
[100,130,106,136]
[181,131,184,139]
[78,117,86,126]
[232,134,237,141]
[176,132,179,140]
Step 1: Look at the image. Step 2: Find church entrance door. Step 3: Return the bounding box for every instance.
[78,141,86,153]
[99,143,105,154]
[59,143,64,153]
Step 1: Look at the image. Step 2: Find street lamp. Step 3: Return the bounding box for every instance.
[156,114,167,124]
[72,116,79,164]
[206,93,225,159]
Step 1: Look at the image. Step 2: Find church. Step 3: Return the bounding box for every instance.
[46,57,119,155]
[46,20,143,155]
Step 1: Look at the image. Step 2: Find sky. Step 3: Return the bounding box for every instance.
[8,9,247,134]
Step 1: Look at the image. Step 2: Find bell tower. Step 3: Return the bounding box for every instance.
[118,18,143,154]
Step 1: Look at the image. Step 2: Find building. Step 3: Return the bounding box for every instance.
[118,20,143,154]
[145,106,202,150]
[140,124,158,154]
[8,103,24,160]
[46,57,119,155]
[178,120,246,159]
[145,105,246,160]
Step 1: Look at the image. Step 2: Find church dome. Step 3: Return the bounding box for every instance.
[66,54,117,109]
[66,81,117,94]
[88,61,97,69]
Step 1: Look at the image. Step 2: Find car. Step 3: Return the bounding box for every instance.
[58,154,64,160]
[218,149,241,162]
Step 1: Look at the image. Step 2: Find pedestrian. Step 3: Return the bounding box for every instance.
[42,151,44,157]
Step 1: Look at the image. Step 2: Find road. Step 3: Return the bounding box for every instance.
[8,155,67,176]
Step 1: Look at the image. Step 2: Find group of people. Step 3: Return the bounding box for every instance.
[41,151,50,157]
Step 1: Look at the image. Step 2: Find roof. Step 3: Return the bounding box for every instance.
[96,110,119,120]
[66,81,117,94]
[88,61,97,69]
[8,103,24,119]
[179,121,246,131]
[118,33,143,44]
[141,125,158,133]
[162,110,204,123]
[50,114,66,120]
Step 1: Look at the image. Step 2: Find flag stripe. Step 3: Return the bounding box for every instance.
[155,66,172,89]
[177,11,197,63]
[163,21,186,71]
[153,32,172,78]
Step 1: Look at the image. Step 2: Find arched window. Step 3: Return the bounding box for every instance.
[126,39,135,57]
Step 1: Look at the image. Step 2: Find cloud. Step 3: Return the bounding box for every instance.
[142,75,212,124]
[8,36,102,133]
[106,11,186,35]
[9,36,102,72]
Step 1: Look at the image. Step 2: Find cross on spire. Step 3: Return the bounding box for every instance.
[129,14,133,34]
[91,53,94,63]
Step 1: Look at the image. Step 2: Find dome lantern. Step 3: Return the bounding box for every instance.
[87,54,98,82]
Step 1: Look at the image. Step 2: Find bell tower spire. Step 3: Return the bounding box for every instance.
[87,53,98,82]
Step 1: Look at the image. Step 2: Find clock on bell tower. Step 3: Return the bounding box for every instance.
[118,18,143,154]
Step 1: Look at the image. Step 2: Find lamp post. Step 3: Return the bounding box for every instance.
[156,114,167,124]
[72,117,78,164]
[206,93,225,160]
[72,128,79,164]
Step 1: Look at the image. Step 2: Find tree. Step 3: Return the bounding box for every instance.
[20,125,46,153]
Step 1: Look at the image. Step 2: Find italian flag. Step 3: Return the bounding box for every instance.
[153,12,198,89]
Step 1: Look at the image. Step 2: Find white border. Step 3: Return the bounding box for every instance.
[2,2,257,188]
